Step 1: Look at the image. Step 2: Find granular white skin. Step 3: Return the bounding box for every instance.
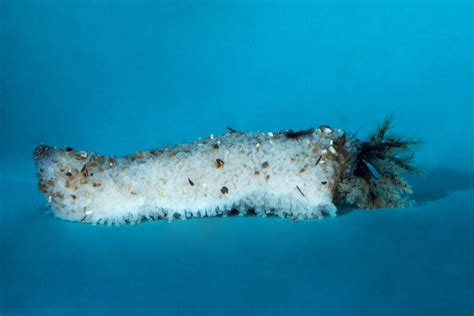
[35,126,360,225]
[36,118,420,225]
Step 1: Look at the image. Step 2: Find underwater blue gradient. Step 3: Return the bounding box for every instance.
[1,1,473,315]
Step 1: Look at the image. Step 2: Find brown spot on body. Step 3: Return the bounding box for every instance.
[39,182,48,193]
[80,164,89,177]
[254,170,260,175]
[92,181,101,187]
[299,167,306,173]
[34,145,52,160]
[265,175,270,181]
[214,159,225,168]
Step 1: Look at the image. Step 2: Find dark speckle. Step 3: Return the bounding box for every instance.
[212,144,219,149]
[321,181,327,185]
[247,209,257,216]
[261,161,269,168]
[221,186,229,194]
[265,175,270,181]
[188,178,194,186]
[215,159,225,168]
[39,182,47,193]
[34,145,52,160]
[296,185,305,197]
[66,147,73,152]
[65,172,73,177]
[80,165,88,177]
[284,129,313,139]
[228,209,239,216]
[315,155,322,166]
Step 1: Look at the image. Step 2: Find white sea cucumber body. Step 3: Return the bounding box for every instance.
[36,128,359,225]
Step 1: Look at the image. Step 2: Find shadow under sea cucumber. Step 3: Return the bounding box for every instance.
[34,117,421,225]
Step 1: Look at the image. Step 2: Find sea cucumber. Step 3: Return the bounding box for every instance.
[34,117,420,225]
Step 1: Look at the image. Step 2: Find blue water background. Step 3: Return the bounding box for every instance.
[1,1,473,315]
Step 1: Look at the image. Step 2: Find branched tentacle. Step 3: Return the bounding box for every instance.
[337,116,421,209]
